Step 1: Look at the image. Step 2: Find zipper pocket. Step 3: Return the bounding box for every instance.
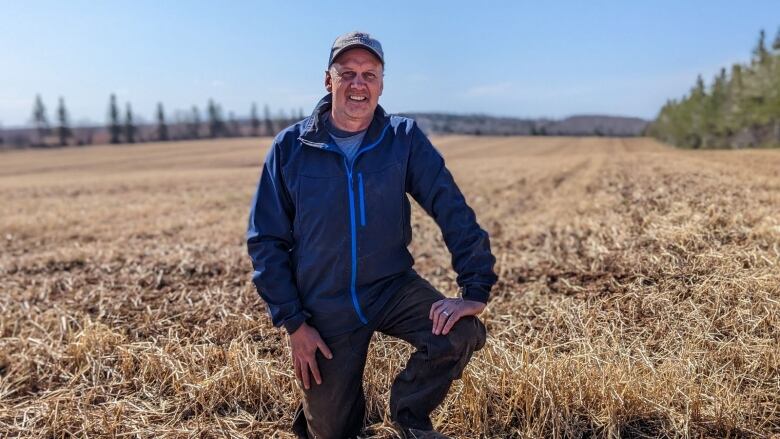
[358,173,366,226]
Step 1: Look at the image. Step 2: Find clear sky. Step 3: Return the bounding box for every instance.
[2,1,779,127]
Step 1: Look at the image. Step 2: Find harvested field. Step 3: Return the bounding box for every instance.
[1,136,779,438]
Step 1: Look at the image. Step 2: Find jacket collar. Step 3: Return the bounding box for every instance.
[299,93,389,149]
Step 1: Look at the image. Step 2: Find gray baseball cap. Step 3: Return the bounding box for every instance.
[328,31,384,67]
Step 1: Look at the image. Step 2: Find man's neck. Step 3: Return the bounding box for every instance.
[329,110,371,133]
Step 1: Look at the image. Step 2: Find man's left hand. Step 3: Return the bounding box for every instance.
[429,298,486,335]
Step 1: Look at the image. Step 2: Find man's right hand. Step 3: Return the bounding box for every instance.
[289,322,333,390]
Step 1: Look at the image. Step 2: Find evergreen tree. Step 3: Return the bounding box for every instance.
[250,103,260,137]
[124,103,136,144]
[190,106,201,139]
[207,99,225,138]
[57,97,72,146]
[709,68,728,140]
[686,75,707,148]
[725,64,745,133]
[156,102,169,141]
[108,94,121,144]
[31,94,50,146]
[263,104,274,136]
[773,27,780,51]
[731,64,743,88]
[207,99,216,137]
[753,29,769,65]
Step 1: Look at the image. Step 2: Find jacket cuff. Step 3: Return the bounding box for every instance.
[282,312,308,335]
[461,284,490,304]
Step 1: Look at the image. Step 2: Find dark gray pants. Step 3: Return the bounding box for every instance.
[292,275,487,439]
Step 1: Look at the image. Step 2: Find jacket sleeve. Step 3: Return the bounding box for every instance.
[246,139,308,334]
[405,124,498,303]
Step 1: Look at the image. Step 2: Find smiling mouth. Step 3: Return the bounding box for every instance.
[348,95,367,102]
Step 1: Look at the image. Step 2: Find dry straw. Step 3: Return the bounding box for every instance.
[0,136,778,437]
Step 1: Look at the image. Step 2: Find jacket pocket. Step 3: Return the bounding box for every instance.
[355,162,404,261]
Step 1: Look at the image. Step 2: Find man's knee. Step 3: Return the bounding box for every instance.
[426,315,486,378]
[450,315,487,354]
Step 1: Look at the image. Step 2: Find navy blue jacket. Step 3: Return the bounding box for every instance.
[247,94,497,338]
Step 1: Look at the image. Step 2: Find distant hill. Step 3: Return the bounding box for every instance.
[401,113,648,136]
[546,115,649,136]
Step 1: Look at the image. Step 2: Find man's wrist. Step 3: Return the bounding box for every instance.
[282,312,308,335]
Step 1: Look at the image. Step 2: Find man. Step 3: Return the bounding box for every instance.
[247,31,497,439]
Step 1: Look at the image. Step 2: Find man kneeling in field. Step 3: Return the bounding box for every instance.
[246,31,497,439]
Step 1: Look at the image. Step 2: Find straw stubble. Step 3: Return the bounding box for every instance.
[0,136,778,437]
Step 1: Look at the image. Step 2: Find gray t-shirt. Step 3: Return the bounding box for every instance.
[323,112,366,167]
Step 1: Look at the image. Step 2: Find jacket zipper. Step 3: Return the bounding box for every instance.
[341,123,391,325]
[358,172,366,227]
[344,161,368,324]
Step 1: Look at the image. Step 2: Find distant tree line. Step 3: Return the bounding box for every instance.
[28,94,74,147]
[4,94,305,149]
[404,113,647,137]
[647,28,780,149]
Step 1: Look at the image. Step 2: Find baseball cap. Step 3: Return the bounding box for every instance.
[328,31,384,67]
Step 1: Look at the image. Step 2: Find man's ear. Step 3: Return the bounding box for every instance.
[324,70,333,93]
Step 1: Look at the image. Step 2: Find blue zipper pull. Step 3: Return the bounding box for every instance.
[358,173,366,227]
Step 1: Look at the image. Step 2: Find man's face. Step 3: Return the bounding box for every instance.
[325,48,384,125]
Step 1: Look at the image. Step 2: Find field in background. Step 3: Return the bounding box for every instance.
[1,136,779,438]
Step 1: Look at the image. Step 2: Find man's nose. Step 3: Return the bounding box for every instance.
[349,75,367,88]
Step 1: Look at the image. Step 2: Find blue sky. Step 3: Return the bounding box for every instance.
[2,1,779,127]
